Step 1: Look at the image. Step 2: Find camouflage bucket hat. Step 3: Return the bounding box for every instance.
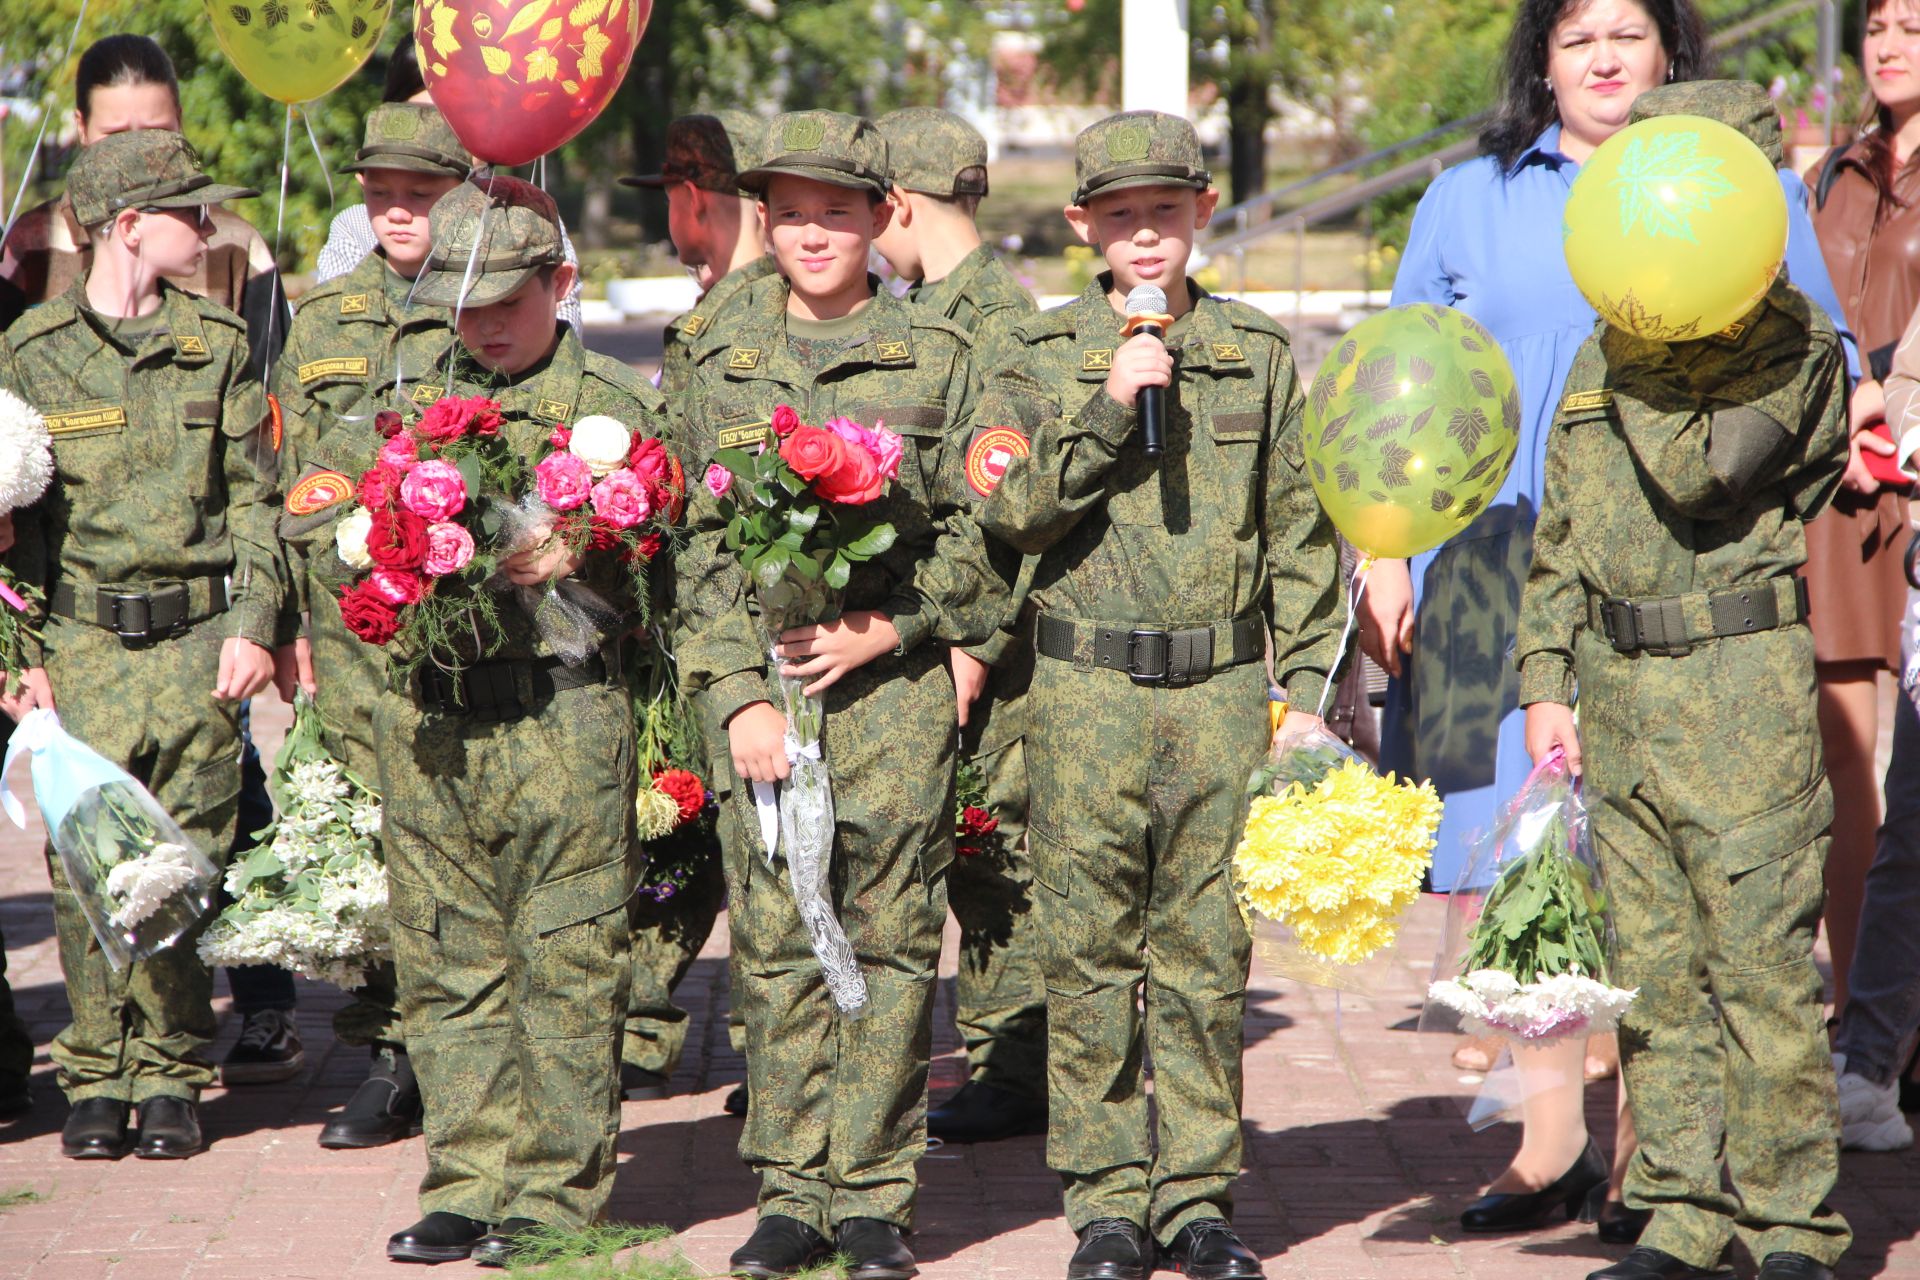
[342,103,474,178]
[1627,79,1784,167]
[1072,110,1211,206]
[736,110,891,197]
[876,107,988,198]
[68,129,258,229]
[620,111,763,193]
[411,177,566,308]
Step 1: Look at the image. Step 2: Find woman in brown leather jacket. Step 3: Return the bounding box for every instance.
[1809,0,1920,1015]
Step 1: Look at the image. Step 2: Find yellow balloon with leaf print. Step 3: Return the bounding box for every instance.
[1563,114,1787,341]
[1302,305,1520,560]
[205,0,393,105]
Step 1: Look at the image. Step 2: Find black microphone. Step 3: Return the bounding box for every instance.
[1123,284,1171,456]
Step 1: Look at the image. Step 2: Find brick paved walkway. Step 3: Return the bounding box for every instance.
[0,701,1915,1278]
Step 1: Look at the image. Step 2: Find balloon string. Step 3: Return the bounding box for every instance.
[263,102,293,390]
[444,171,496,396]
[299,105,335,211]
[2,0,92,241]
[1313,553,1373,722]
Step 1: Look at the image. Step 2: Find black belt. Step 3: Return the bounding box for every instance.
[1590,577,1809,657]
[414,653,607,721]
[49,575,229,642]
[1034,612,1263,686]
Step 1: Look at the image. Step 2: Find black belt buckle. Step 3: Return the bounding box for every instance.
[109,591,152,641]
[1126,629,1170,685]
[1601,599,1637,654]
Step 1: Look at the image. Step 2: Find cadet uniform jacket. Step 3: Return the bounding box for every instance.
[661,256,779,397]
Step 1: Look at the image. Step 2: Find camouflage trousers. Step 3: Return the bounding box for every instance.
[952,650,1047,1100]
[1025,652,1265,1241]
[41,620,240,1103]
[623,847,726,1076]
[376,680,638,1228]
[723,648,953,1234]
[1578,625,1850,1268]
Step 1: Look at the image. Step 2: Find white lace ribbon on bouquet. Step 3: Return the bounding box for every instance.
[752,730,870,1018]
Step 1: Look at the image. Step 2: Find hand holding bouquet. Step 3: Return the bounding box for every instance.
[1423,748,1637,1041]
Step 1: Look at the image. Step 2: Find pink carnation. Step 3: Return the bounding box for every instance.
[704,464,733,499]
[589,467,651,529]
[399,460,467,522]
[379,433,418,472]
[422,521,475,575]
[536,451,594,512]
[368,568,425,605]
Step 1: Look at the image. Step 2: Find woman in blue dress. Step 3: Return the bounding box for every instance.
[1364,0,1858,1250]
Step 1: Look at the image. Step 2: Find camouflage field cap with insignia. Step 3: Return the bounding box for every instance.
[411,177,566,308]
[1071,109,1212,206]
[341,103,474,178]
[68,129,259,230]
[736,110,891,198]
[876,107,989,198]
[619,111,763,193]
[1626,79,1784,167]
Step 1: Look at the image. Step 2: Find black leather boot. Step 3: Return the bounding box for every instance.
[1162,1218,1264,1279]
[1757,1254,1836,1280]
[1587,1247,1735,1280]
[472,1217,542,1268]
[926,1079,1046,1144]
[835,1218,918,1279]
[319,1044,423,1149]
[60,1097,132,1159]
[386,1212,490,1263]
[1067,1219,1152,1280]
[728,1214,831,1278]
[134,1096,204,1158]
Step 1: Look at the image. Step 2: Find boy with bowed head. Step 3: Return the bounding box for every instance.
[366,176,668,1268]
[975,109,1342,1280]
[0,130,282,1161]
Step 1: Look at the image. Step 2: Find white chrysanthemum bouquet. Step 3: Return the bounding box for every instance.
[1424,749,1637,1041]
[0,389,55,671]
[198,694,388,989]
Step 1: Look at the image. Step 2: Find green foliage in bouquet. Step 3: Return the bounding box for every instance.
[1459,816,1612,983]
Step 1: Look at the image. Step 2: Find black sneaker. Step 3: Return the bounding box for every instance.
[1067,1219,1152,1280]
[221,1009,305,1085]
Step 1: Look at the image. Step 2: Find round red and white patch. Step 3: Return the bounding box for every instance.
[285,470,355,516]
[966,427,1031,497]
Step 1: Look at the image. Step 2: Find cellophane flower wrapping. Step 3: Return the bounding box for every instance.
[1,710,217,969]
[1422,749,1637,1042]
[1233,723,1441,991]
[197,694,388,989]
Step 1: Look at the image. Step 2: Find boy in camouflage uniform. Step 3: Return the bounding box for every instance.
[673,110,1003,1280]
[366,178,664,1268]
[872,106,1048,1146]
[273,101,471,1150]
[1517,84,1852,1280]
[975,111,1341,1280]
[616,110,771,1104]
[0,130,282,1161]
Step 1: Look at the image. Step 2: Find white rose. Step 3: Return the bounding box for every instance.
[569,414,632,478]
[335,508,374,570]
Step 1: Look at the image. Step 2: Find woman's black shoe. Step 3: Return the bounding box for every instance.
[60,1098,132,1159]
[1460,1137,1608,1233]
[386,1212,491,1263]
[1584,1184,1652,1245]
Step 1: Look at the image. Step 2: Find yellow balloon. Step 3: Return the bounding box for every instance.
[1563,114,1787,341]
[205,0,394,105]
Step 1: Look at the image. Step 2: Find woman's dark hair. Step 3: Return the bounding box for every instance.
[1480,0,1713,171]
[75,35,180,121]
[382,37,424,103]
[1847,0,1919,223]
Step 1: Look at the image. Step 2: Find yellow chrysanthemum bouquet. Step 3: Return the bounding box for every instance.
[1233,717,1442,984]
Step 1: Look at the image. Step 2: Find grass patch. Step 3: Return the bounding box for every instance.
[505,1223,687,1278]
[0,1186,44,1210]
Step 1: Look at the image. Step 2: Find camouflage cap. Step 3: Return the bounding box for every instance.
[411,177,566,308]
[737,110,891,197]
[620,111,764,193]
[1628,79,1784,167]
[342,103,474,178]
[1072,109,1211,206]
[876,107,988,198]
[67,129,258,230]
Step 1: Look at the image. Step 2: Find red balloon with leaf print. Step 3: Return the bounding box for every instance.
[416,0,650,167]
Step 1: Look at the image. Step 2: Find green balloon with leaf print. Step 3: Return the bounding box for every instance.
[1302,304,1519,559]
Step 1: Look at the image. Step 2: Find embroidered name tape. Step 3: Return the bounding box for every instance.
[717,422,773,450]
[1560,389,1614,414]
[297,356,370,384]
[45,406,128,435]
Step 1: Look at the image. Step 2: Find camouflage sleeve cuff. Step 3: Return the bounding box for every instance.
[272,600,304,649]
[886,600,934,657]
[1279,671,1329,719]
[1076,389,1138,448]
[967,628,1013,667]
[711,669,774,730]
[1517,655,1576,708]
[229,598,281,651]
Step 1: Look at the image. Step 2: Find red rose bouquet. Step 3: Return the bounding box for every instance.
[704,405,904,1016]
[334,398,679,681]
[629,627,718,903]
